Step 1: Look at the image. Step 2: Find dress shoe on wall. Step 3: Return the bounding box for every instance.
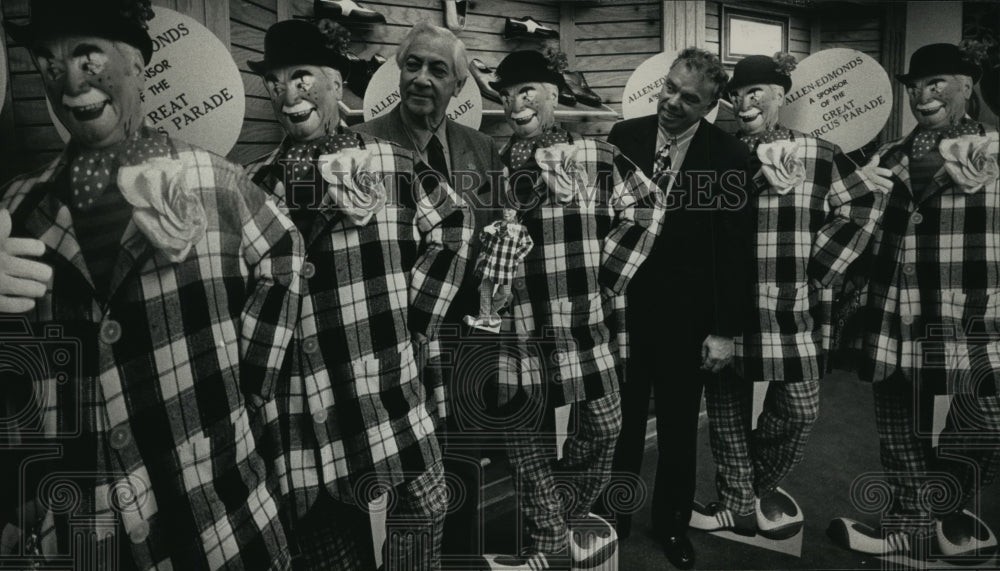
[503,16,559,40]
[315,0,386,23]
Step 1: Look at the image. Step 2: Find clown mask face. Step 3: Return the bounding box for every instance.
[33,36,144,149]
[500,81,557,139]
[729,83,785,136]
[905,74,972,130]
[264,64,343,141]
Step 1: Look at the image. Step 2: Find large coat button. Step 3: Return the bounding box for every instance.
[303,262,316,279]
[100,319,122,345]
[303,338,319,354]
[110,427,131,450]
[312,409,328,424]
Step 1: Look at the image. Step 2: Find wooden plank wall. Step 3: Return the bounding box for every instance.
[230,0,282,165]
[1,0,62,179]
[573,1,662,138]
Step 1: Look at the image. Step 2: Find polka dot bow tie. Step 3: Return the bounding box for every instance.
[740,127,793,152]
[70,129,172,211]
[911,121,983,160]
[508,129,570,170]
[283,132,360,181]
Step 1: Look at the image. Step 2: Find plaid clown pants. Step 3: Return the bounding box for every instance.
[872,373,1000,530]
[291,462,446,571]
[505,392,623,553]
[704,373,821,514]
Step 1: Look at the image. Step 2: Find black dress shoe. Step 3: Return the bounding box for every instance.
[562,71,602,107]
[468,58,502,104]
[662,533,695,570]
[314,0,386,23]
[503,16,559,40]
[344,53,386,97]
[558,82,577,106]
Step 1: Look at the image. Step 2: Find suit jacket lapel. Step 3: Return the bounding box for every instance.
[446,120,477,177]
[677,119,709,177]
[635,115,659,177]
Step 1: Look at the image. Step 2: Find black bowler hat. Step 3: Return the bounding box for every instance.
[489,50,564,91]
[728,54,793,93]
[896,43,982,84]
[248,20,351,78]
[3,0,154,64]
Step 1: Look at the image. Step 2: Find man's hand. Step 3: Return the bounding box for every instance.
[861,154,893,193]
[0,210,52,313]
[701,334,735,373]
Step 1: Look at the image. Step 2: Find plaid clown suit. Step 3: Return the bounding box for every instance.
[0,133,302,570]
[246,130,473,570]
[857,122,1000,531]
[498,128,664,552]
[707,129,886,514]
[474,219,534,320]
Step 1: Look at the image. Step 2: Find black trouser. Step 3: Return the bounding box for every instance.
[609,329,714,536]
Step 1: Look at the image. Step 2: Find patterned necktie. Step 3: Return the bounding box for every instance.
[911,121,983,160]
[653,141,672,178]
[71,129,172,211]
[426,134,449,178]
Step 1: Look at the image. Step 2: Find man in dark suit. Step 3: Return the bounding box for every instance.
[603,47,753,570]
[353,22,504,565]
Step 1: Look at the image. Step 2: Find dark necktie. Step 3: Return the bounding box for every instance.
[427,134,449,179]
[653,140,672,179]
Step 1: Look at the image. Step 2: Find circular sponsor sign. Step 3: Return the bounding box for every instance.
[780,48,892,152]
[362,58,482,129]
[47,8,245,156]
[622,51,718,123]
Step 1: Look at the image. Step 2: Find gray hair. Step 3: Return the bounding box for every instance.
[670,47,729,105]
[395,21,469,82]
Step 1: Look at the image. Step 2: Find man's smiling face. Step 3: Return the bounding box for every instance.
[33,35,144,149]
[657,62,716,135]
[729,83,785,136]
[264,64,343,141]
[500,81,557,139]
[906,74,972,130]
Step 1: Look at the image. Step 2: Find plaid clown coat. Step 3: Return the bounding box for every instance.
[500,128,665,406]
[475,220,534,285]
[859,125,1000,391]
[0,138,302,570]
[734,129,886,382]
[245,131,472,517]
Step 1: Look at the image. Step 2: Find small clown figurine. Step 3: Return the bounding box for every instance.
[466,207,534,331]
